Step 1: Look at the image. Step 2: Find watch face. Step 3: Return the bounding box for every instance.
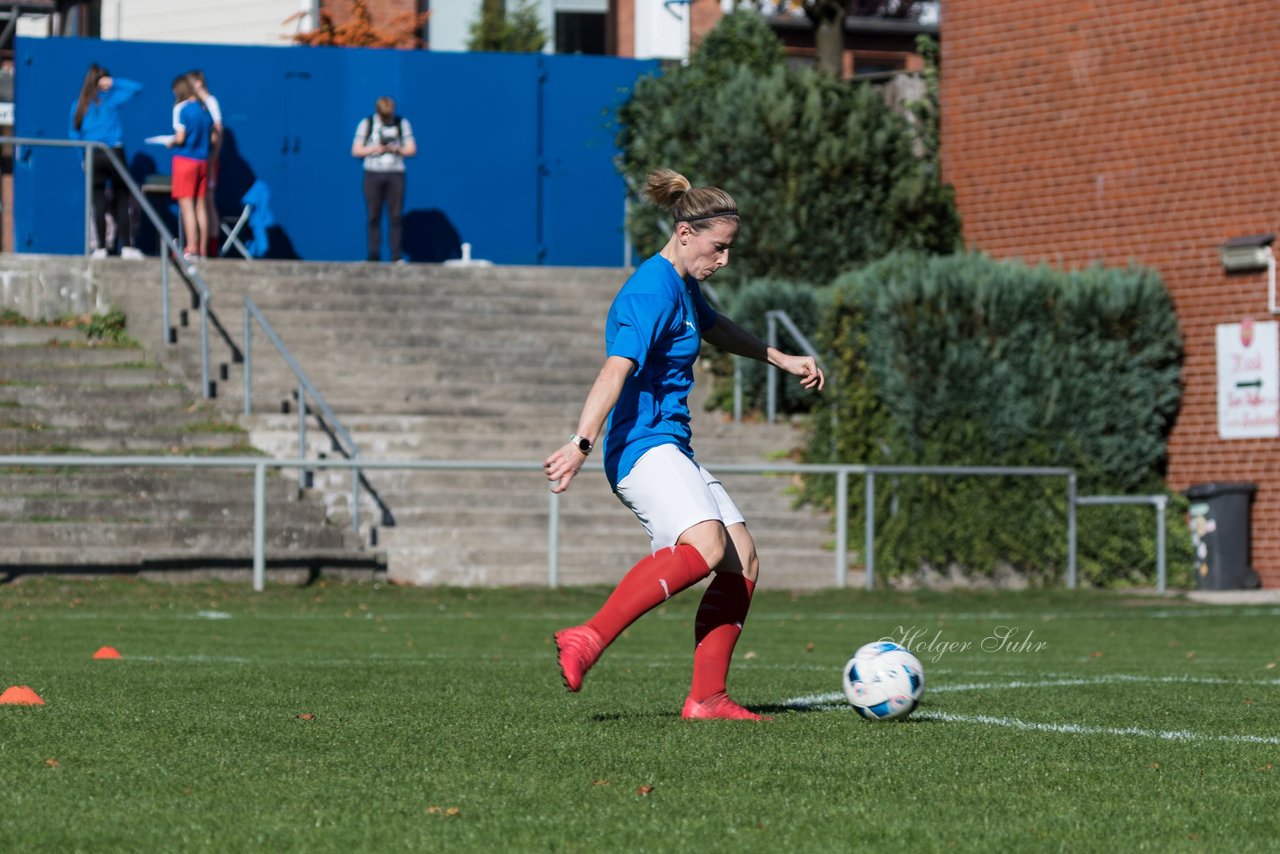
[577,438,591,452]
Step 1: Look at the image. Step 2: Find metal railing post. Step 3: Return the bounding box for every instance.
[548,490,560,588]
[835,468,849,588]
[161,254,171,345]
[864,470,876,590]
[766,313,779,424]
[1067,472,1078,589]
[199,292,211,398]
[350,458,361,536]
[84,150,93,256]
[253,461,267,592]
[298,381,308,483]
[242,303,252,416]
[1156,495,1168,594]
[733,357,743,424]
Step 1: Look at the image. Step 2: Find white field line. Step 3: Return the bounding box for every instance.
[784,674,1280,745]
[914,711,1280,746]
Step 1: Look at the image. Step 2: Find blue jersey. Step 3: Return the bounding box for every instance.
[68,78,142,147]
[172,99,212,161]
[603,254,719,489]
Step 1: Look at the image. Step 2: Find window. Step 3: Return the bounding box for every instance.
[555,11,605,55]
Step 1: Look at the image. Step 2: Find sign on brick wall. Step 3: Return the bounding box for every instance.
[1217,319,1280,439]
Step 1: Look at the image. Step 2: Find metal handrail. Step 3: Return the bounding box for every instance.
[0,455,1170,593]
[242,296,394,537]
[0,136,241,397]
[1075,494,1170,593]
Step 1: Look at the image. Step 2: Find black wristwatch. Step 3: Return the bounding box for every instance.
[569,434,593,455]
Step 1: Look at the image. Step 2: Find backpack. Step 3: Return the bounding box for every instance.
[364,114,403,146]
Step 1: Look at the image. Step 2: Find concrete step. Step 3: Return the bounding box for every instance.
[0,470,304,501]
[373,516,832,554]
[380,542,849,589]
[240,326,604,352]
[243,305,601,331]
[0,547,384,579]
[1,406,243,432]
[0,364,174,387]
[243,411,806,445]
[0,345,150,367]
[0,494,326,526]
[247,293,597,317]
[0,429,248,453]
[0,520,351,549]
[0,326,89,346]
[0,386,189,409]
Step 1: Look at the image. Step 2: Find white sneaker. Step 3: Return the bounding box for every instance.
[90,248,108,259]
[120,247,144,260]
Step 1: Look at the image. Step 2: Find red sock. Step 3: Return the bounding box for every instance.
[689,574,755,702]
[586,544,710,647]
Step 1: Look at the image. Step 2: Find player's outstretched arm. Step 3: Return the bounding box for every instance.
[543,355,633,493]
[702,315,824,392]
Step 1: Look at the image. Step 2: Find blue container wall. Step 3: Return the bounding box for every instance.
[13,37,657,266]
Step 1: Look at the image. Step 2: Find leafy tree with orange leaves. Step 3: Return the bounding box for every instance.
[287,0,429,49]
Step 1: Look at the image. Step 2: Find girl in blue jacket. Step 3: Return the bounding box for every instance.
[69,64,142,257]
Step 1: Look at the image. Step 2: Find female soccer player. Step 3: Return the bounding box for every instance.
[544,168,824,720]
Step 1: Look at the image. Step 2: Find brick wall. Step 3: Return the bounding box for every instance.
[941,1,1280,587]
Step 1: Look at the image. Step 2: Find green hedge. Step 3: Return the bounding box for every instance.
[802,251,1191,586]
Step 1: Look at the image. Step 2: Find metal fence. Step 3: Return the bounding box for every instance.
[0,455,1173,593]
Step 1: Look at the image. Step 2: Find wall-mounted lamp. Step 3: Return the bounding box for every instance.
[1220,233,1277,313]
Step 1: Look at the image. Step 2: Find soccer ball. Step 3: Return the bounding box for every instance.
[842,641,925,721]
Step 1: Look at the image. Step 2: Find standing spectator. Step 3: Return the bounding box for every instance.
[69,63,143,259]
[167,74,213,261]
[187,70,223,257]
[352,97,417,263]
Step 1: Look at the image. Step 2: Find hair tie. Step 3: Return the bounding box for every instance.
[677,209,738,224]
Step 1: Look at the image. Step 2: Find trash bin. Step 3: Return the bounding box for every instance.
[1185,482,1260,590]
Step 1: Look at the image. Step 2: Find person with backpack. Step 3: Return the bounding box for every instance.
[351,97,417,263]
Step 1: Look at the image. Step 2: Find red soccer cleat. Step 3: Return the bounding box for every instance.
[554,625,603,692]
[681,692,772,721]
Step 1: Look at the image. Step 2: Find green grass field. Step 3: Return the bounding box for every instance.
[2,578,1278,852]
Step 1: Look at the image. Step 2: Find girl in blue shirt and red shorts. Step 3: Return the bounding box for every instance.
[544,169,824,720]
[167,75,213,260]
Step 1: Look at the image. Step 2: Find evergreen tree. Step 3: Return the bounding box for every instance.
[616,10,959,285]
[468,0,547,53]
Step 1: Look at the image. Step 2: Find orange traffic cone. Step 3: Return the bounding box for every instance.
[0,685,45,705]
[92,646,122,660]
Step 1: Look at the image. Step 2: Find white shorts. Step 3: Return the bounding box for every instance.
[615,443,746,553]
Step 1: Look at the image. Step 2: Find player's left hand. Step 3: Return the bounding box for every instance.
[780,354,824,391]
[543,443,585,494]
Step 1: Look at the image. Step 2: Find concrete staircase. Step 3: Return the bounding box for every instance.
[0,318,377,582]
[5,255,850,588]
